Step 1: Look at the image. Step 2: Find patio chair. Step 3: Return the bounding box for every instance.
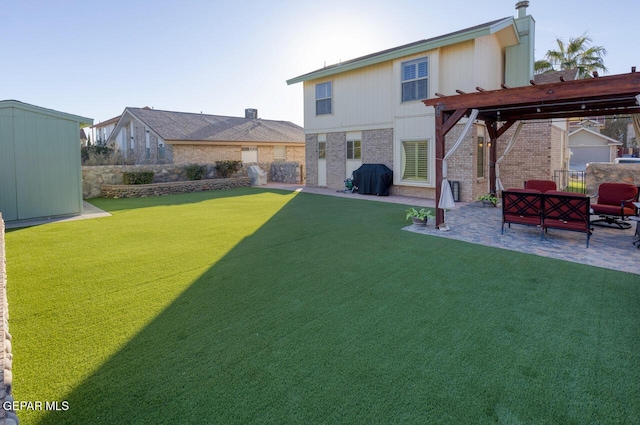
[590,183,639,229]
[524,180,557,193]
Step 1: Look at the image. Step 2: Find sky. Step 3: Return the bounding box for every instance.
[2,0,638,127]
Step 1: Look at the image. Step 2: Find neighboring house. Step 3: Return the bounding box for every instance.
[80,128,88,146]
[287,1,571,201]
[107,107,305,166]
[569,122,622,170]
[88,113,120,145]
[0,100,92,222]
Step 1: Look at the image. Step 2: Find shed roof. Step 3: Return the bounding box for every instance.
[286,17,517,85]
[0,100,93,126]
[121,108,304,144]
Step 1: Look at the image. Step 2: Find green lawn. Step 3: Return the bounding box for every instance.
[5,188,639,424]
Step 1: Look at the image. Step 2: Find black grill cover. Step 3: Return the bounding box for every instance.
[352,164,393,196]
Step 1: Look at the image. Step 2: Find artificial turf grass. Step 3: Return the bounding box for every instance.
[5,188,639,424]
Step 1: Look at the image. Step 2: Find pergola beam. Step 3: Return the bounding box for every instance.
[423,71,640,227]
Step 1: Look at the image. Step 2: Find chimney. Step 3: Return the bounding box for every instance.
[515,1,529,18]
[245,108,258,119]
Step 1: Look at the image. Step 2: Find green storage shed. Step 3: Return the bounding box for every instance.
[0,100,92,222]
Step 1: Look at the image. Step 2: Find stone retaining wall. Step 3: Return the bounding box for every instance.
[101,177,251,198]
[83,163,300,199]
[0,214,18,424]
[586,163,640,194]
[270,162,303,184]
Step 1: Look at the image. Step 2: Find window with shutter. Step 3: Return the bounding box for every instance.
[401,58,428,102]
[402,140,429,182]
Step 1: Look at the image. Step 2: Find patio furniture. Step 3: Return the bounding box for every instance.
[501,189,543,234]
[542,191,591,248]
[524,180,557,193]
[590,183,639,229]
[502,189,592,247]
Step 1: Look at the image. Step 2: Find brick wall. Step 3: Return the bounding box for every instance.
[444,123,481,202]
[305,134,319,187]
[173,145,241,164]
[126,122,173,164]
[327,132,347,190]
[497,120,556,190]
[304,120,565,202]
[362,129,394,168]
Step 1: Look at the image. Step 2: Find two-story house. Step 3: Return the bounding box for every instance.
[288,1,567,202]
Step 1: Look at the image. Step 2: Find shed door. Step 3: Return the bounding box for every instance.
[13,110,82,220]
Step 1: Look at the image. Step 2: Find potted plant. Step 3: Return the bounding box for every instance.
[405,207,435,226]
[478,193,499,207]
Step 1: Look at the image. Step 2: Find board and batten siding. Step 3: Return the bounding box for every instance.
[303,61,394,134]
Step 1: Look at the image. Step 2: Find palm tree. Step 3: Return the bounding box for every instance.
[535,34,607,78]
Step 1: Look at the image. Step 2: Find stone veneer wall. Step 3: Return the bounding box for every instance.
[585,163,640,194]
[83,162,300,199]
[101,177,251,198]
[0,214,18,425]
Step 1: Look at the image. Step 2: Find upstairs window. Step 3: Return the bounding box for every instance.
[401,58,428,102]
[316,82,332,115]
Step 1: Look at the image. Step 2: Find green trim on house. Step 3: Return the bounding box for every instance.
[286,17,517,85]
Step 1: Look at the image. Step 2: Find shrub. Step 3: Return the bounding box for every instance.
[81,143,134,165]
[123,171,155,185]
[185,164,207,180]
[215,160,242,178]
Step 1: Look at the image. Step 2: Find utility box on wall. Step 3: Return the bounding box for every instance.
[0,100,92,222]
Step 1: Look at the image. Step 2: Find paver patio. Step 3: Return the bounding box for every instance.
[266,183,639,276]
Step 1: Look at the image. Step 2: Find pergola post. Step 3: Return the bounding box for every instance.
[434,109,445,226]
[433,107,469,227]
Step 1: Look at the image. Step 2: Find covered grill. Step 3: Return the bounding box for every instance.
[352,164,393,196]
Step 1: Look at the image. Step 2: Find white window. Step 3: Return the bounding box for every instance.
[273,146,287,162]
[346,140,361,160]
[318,141,326,159]
[402,58,428,102]
[401,140,429,182]
[130,125,135,149]
[242,147,258,163]
[316,82,332,115]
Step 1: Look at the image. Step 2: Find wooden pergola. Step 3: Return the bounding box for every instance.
[422,70,640,226]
